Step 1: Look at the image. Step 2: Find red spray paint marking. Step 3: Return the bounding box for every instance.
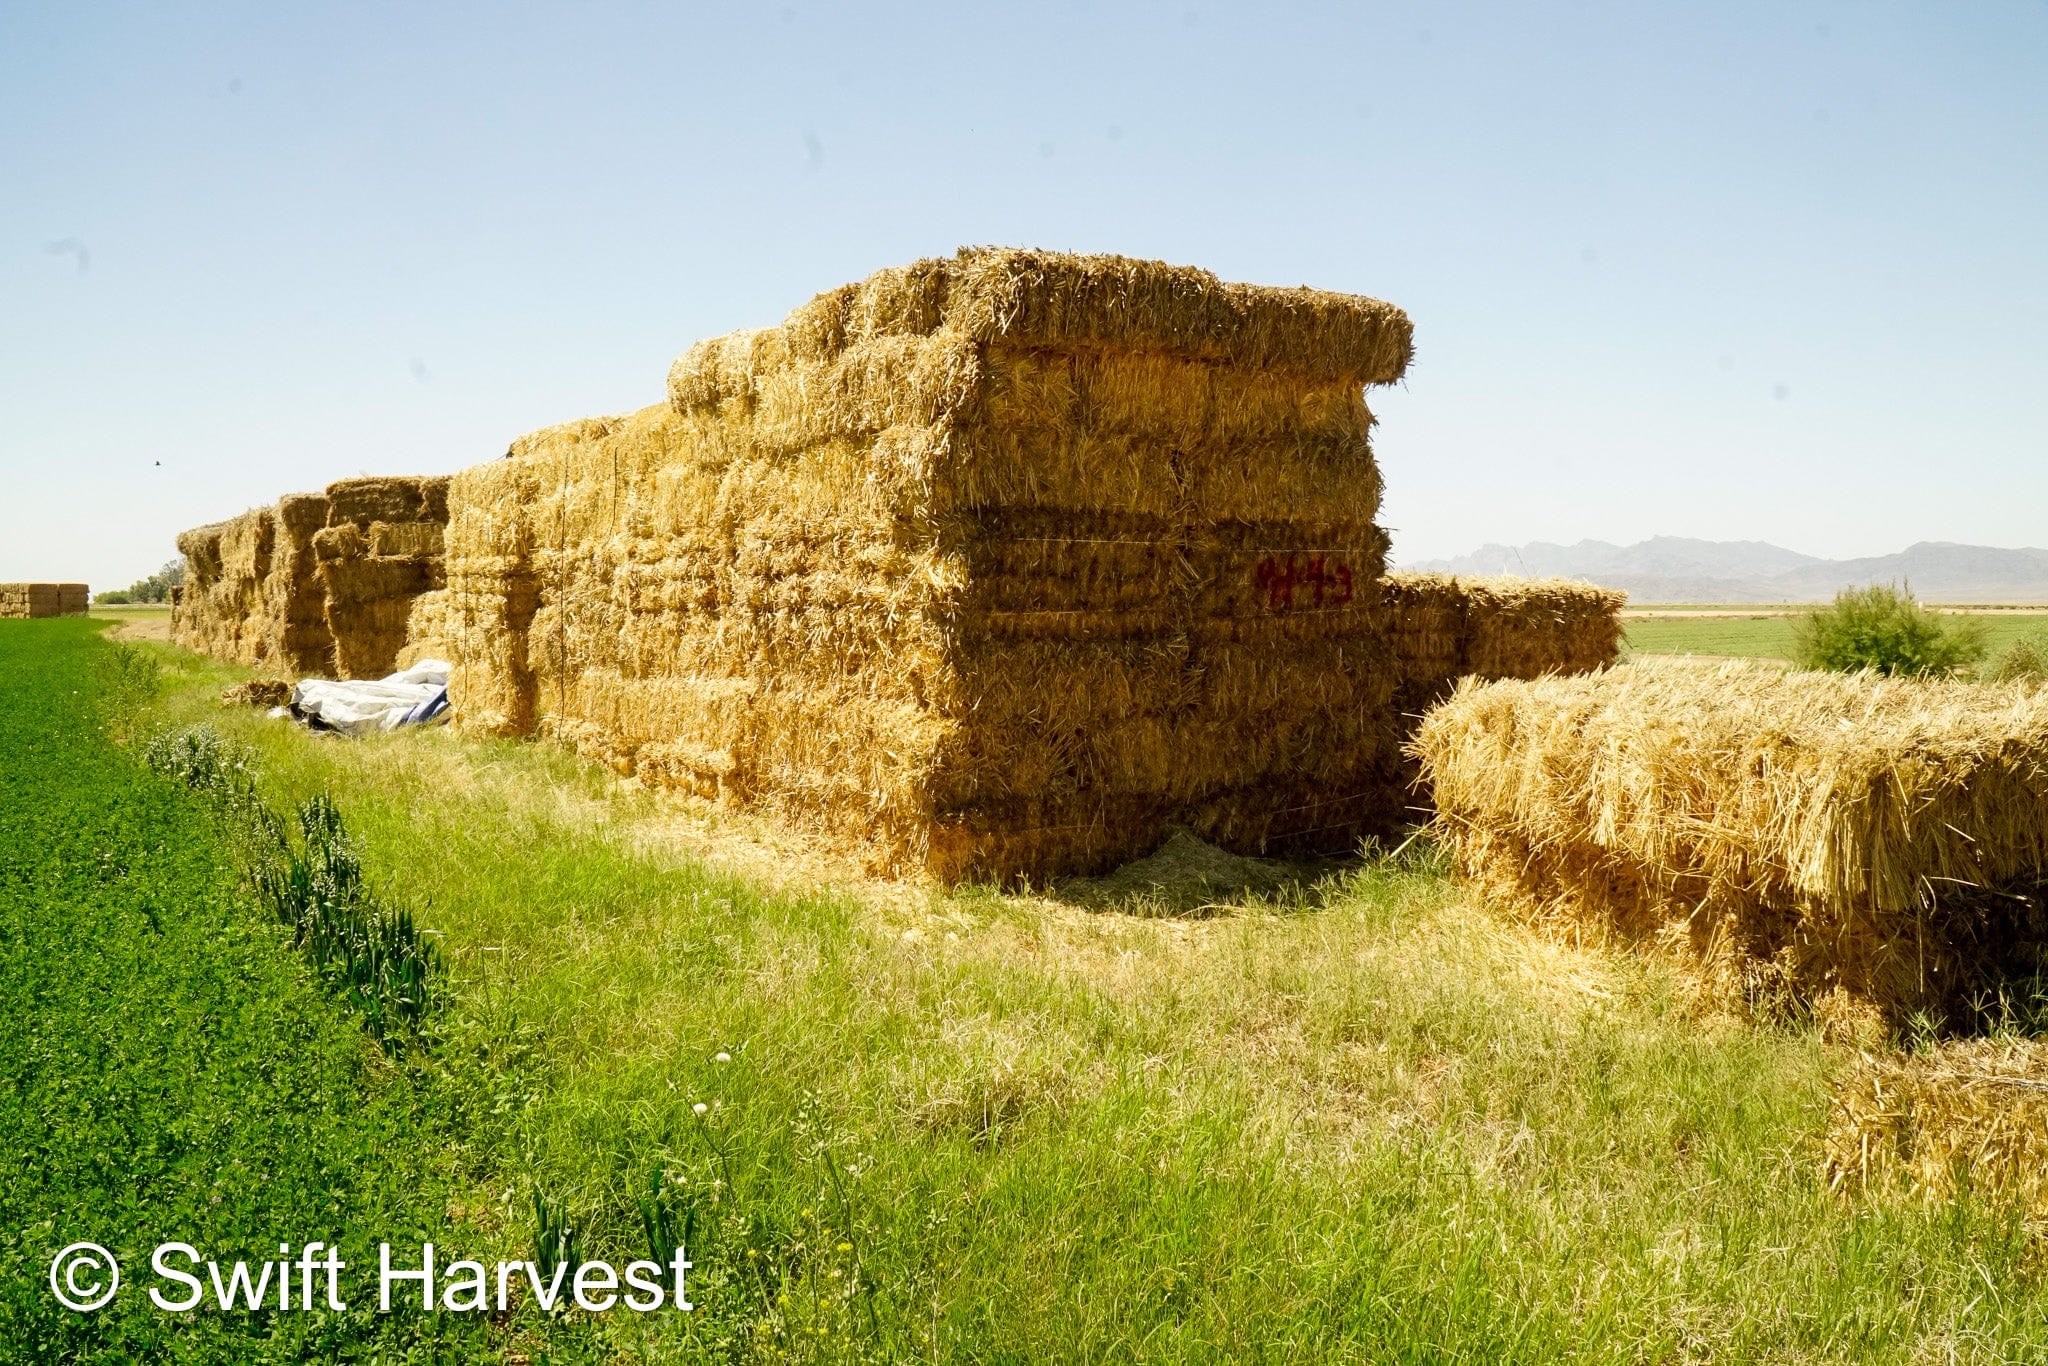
[1254,555,1354,612]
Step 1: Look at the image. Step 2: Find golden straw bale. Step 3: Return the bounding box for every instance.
[1414,659,2048,1025]
[395,589,453,668]
[445,248,1413,880]
[1827,1040,2048,1212]
[1379,571,1625,715]
[170,500,334,674]
[173,474,451,679]
[440,456,541,735]
[315,475,452,679]
[0,583,90,618]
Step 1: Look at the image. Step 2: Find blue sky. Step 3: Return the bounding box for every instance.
[4,1,2043,592]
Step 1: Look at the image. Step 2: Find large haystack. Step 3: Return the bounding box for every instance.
[314,476,450,678]
[442,248,1414,880]
[1414,659,2048,1025]
[174,477,451,678]
[0,583,89,618]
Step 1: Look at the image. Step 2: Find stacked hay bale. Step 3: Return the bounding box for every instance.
[1373,573,1624,822]
[173,500,333,673]
[173,478,452,678]
[1413,659,2048,1026]
[441,248,1414,880]
[0,583,89,618]
[313,475,451,678]
[266,494,338,672]
[1379,571,1625,718]
[170,521,233,653]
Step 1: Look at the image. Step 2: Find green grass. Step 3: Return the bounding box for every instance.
[105,640,2048,1362]
[0,620,494,1362]
[1626,611,2048,663]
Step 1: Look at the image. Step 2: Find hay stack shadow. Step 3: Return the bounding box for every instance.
[1047,827,1347,917]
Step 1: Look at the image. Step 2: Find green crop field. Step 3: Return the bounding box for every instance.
[1626,611,2048,663]
[0,621,493,1362]
[15,620,2048,1360]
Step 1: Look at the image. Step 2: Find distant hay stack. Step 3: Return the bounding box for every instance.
[440,248,1414,880]
[1379,571,1624,716]
[1373,573,1624,822]
[315,475,451,678]
[1414,660,2048,1026]
[0,583,89,618]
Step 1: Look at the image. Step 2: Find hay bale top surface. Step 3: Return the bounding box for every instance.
[673,247,1412,399]
[274,492,330,531]
[1419,658,2048,911]
[1384,571,1626,609]
[173,519,237,560]
[323,475,451,526]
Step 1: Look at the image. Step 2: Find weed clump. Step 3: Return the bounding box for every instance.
[145,724,442,1047]
[1793,583,1985,678]
[1984,633,2048,685]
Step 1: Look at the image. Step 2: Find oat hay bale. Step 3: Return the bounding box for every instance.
[0,583,90,618]
[316,475,450,678]
[1414,659,2048,1024]
[1380,572,1625,716]
[442,247,1414,880]
[172,497,334,673]
[1372,573,1623,823]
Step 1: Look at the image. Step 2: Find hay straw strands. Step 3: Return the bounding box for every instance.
[1414,659,2048,1025]
[1827,1040,2048,1212]
[0,583,89,618]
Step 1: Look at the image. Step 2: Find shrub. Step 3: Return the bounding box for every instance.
[1793,584,1985,678]
[1985,634,2048,685]
[95,590,133,604]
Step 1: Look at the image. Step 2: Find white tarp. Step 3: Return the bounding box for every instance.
[289,659,452,737]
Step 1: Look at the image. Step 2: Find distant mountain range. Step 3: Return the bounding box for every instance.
[1399,537,2048,604]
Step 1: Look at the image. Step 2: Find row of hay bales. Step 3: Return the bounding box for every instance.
[0,583,89,618]
[172,476,448,679]
[170,249,1625,882]
[419,251,1623,881]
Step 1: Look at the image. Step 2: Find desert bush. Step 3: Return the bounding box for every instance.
[1793,583,1984,678]
[1984,634,2048,685]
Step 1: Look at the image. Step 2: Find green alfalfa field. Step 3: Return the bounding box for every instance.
[1622,609,2048,662]
[15,615,2048,1362]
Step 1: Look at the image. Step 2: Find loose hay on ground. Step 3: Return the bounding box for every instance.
[1413,658,2048,1027]
[1828,1040,2048,1213]
[220,679,293,708]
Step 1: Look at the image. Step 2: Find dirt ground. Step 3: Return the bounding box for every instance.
[93,607,173,642]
